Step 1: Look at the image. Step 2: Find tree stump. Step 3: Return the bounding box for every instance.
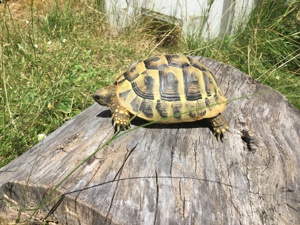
[0,57,300,225]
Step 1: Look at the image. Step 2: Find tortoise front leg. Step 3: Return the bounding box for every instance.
[209,114,229,140]
[110,97,131,131]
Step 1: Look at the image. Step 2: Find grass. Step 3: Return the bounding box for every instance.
[0,0,299,170]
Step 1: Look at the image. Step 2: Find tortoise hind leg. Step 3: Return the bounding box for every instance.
[209,114,229,140]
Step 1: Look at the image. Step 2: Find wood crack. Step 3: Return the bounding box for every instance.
[154,170,159,225]
[105,141,138,223]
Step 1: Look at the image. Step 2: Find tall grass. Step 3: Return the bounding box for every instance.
[0,0,299,169]
[183,0,300,108]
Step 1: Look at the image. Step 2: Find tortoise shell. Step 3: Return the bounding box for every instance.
[113,54,227,123]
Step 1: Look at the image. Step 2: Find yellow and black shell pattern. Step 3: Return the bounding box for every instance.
[114,54,227,123]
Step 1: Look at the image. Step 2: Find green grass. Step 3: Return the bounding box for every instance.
[0,0,299,168]
[183,0,300,107]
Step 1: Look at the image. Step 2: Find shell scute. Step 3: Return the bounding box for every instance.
[159,69,181,101]
[155,100,168,118]
[131,74,155,100]
[183,66,203,101]
[165,54,191,69]
[140,99,154,118]
[144,56,168,70]
[171,102,183,119]
[187,56,209,72]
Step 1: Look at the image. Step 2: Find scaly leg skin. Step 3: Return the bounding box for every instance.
[110,100,131,131]
[209,114,229,141]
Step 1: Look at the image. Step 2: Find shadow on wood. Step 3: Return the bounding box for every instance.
[0,57,300,224]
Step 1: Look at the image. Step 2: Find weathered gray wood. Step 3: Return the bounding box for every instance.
[0,57,300,225]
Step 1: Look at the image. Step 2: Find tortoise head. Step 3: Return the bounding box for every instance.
[93,85,116,107]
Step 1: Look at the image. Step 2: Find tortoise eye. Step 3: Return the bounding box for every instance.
[93,94,101,101]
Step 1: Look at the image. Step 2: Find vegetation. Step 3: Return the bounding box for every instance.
[0,0,299,168]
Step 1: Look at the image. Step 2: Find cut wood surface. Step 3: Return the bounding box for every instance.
[0,57,300,225]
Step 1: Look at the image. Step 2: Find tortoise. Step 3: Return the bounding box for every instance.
[93,54,229,139]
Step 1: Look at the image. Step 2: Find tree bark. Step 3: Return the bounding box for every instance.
[0,57,300,225]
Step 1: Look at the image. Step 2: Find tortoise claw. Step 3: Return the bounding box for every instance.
[214,128,228,141]
[113,120,131,132]
[210,114,229,141]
